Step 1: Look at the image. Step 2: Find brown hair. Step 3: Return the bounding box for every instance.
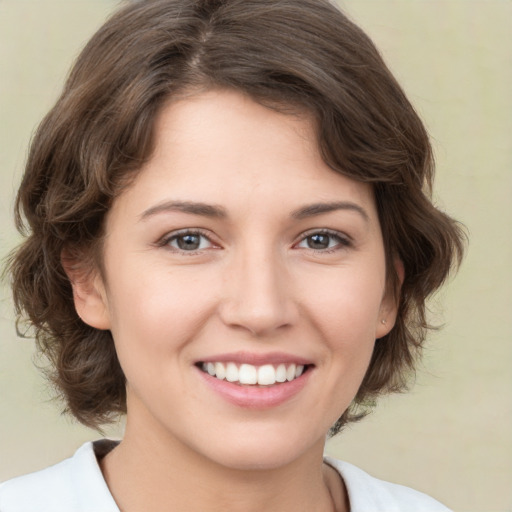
[7,0,465,433]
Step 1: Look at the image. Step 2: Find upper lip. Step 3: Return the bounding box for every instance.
[196,351,313,366]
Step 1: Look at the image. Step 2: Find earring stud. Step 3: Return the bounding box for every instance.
[380,319,387,325]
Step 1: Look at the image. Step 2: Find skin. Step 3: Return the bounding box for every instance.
[70,89,399,512]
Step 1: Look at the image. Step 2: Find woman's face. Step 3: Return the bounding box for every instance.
[77,89,397,470]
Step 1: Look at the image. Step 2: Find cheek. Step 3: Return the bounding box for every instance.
[295,269,384,428]
[104,261,218,371]
[301,264,386,344]
[300,263,385,405]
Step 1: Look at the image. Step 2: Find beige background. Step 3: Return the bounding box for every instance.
[1,1,511,511]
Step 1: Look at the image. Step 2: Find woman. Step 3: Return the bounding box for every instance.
[0,0,465,510]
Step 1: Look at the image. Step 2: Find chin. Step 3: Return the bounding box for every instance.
[193,420,326,471]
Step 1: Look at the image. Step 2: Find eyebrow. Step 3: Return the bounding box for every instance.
[140,200,227,221]
[291,201,370,222]
[139,199,369,223]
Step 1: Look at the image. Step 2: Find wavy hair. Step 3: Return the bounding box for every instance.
[6,0,465,432]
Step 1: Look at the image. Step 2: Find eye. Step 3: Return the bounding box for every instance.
[295,230,350,252]
[163,230,215,252]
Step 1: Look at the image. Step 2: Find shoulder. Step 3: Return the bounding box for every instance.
[324,456,452,512]
[0,441,119,512]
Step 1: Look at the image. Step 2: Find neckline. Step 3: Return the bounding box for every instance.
[91,440,349,512]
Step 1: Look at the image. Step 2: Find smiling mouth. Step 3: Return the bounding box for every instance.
[197,362,310,386]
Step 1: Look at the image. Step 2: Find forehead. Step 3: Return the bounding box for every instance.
[111,88,377,221]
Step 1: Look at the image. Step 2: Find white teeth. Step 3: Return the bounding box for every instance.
[275,364,287,383]
[201,361,308,385]
[257,364,276,386]
[286,364,296,382]
[225,362,239,382]
[214,362,226,380]
[239,364,257,385]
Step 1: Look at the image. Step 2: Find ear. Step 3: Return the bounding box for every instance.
[61,250,111,330]
[375,258,405,339]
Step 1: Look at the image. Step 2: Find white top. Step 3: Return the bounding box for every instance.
[0,441,451,512]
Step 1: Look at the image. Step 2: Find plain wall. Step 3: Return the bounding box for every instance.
[1,1,510,511]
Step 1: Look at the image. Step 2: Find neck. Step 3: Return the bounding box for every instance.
[100,419,346,512]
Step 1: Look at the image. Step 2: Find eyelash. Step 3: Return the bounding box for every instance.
[158,229,217,255]
[294,229,352,254]
[157,228,352,255]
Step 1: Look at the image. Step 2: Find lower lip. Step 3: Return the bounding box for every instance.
[196,367,312,409]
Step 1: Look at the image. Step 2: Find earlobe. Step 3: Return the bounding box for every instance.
[61,252,111,330]
[375,311,396,339]
[375,258,404,339]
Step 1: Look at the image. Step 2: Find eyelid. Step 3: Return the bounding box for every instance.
[293,228,353,251]
[157,228,220,252]
[156,227,352,254]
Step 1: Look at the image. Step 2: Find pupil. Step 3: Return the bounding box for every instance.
[178,234,200,250]
[308,234,329,249]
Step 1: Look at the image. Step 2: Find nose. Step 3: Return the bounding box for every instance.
[218,246,298,337]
